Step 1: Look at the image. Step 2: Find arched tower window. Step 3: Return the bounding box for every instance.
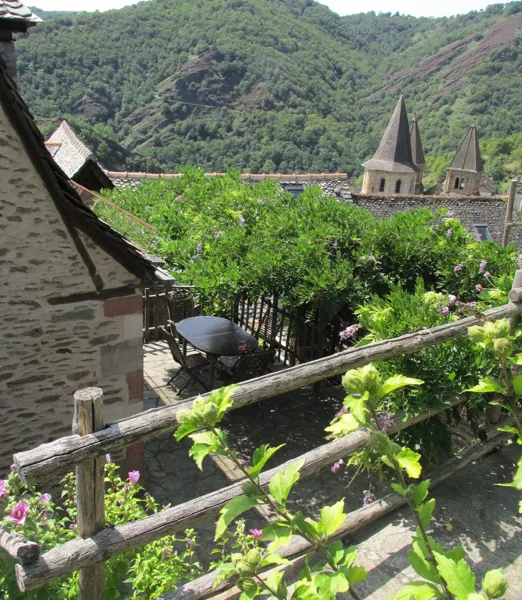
[395,180,402,193]
[454,177,460,189]
[379,178,385,192]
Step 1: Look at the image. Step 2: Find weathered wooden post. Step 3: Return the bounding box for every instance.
[509,270,522,333]
[502,179,517,247]
[73,388,105,600]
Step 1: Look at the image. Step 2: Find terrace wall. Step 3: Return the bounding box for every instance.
[0,103,145,473]
[350,193,522,249]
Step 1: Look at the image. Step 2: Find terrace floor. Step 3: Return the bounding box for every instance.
[142,342,522,599]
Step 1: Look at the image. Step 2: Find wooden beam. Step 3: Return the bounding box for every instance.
[13,397,468,591]
[161,429,512,600]
[0,528,40,566]
[13,299,522,484]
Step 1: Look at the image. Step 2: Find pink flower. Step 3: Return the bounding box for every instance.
[39,493,51,504]
[7,500,29,526]
[454,263,464,273]
[249,529,263,538]
[330,459,344,473]
[128,471,140,485]
[438,306,450,317]
[484,271,491,281]
[476,284,483,293]
[162,547,170,557]
[0,480,8,499]
[479,260,487,274]
[448,295,457,307]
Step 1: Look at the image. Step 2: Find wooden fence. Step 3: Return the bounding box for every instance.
[5,273,522,600]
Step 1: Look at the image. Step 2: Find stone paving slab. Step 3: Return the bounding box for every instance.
[142,343,522,598]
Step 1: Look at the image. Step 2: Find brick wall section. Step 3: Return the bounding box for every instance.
[350,193,522,249]
[0,104,145,472]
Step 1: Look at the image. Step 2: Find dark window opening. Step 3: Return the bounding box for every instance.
[379,178,385,192]
[284,184,304,198]
[454,177,460,189]
[395,180,402,193]
[473,225,492,242]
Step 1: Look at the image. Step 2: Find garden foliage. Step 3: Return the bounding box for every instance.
[99,171,518,322]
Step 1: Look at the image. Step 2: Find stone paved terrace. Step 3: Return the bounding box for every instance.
[143,342,522,599]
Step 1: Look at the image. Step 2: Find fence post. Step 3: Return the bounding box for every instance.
[73,388,106,600]
[509,270,522,333]
[502,179,517,247]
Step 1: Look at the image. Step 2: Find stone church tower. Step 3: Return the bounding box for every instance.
[409,115,425,194]
[444,125,483,196]
[361,96,419,195]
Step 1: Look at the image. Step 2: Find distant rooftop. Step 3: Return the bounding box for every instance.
[46,120,95,179]
[449,124,483,172]
[363,95,418,174]
[0,1,41,26]
[107,171,349,181]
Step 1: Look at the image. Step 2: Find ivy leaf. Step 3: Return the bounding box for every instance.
[396,448,422,479]
[314,572,349,596]
[391,483,410,496]
[269,460,303,504]
[411,480,431,506]
[347,566,367,586]
[380,375,424,399]
[390,582,440,600]
[248,444,284,479]
[325,413,360,436]
[318,499,346,537]
[408,540,441,584]
[293,512,320,542]
[434,553,476,600]
[215,495,257,540]
[210,384,239,420]
[371,430,391,454]
[326,540,345,566]
[445,547,465,563]
[417,498,436,528]
[343,392,370,424]
[497,426,520,437]
[261,523,293,551]
[510,353,522,365]
[497,456,522,490]
[263,569,285,596]
[260,553,291,568]
[513,374,522,396]
[462,378,504,394]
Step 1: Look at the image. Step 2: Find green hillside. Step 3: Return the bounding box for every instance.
[16,0,522,180]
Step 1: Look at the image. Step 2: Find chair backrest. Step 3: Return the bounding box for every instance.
[231,350,275,383]
[160,326,186,368]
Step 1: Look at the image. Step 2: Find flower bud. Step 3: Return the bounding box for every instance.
[482,569,508,599]
[493,338,513,360]
[494,320,511,339]
[246,549,261,567]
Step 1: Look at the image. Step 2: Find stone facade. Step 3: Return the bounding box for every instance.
[350,193,522,249]
[444,169,482,196]
[361,169,417,195]
[0,99,147,471]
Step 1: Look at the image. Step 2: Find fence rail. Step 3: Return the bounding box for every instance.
[7,275,522,599]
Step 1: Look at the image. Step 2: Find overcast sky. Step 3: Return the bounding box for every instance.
[32,0,496,18]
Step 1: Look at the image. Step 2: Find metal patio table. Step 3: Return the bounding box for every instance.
[176,316,258,387]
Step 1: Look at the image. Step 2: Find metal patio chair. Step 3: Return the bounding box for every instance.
[220,349,276,384]
[159,325,210,393]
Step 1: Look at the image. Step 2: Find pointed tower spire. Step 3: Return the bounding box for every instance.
[449,124,483,172]
[409,115,425,167]
[361,96,419,195]
[363,95,417,174]
[444,123,483,196]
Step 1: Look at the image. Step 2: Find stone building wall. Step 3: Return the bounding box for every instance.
[0,105,145,472]
[444,169,482,196]
[362,169,417,195]
[350,193,522,249]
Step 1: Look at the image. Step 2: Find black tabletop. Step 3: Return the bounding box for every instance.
[176,316,258,357]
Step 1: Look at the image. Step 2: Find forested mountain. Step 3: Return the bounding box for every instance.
[16,0,522,180]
